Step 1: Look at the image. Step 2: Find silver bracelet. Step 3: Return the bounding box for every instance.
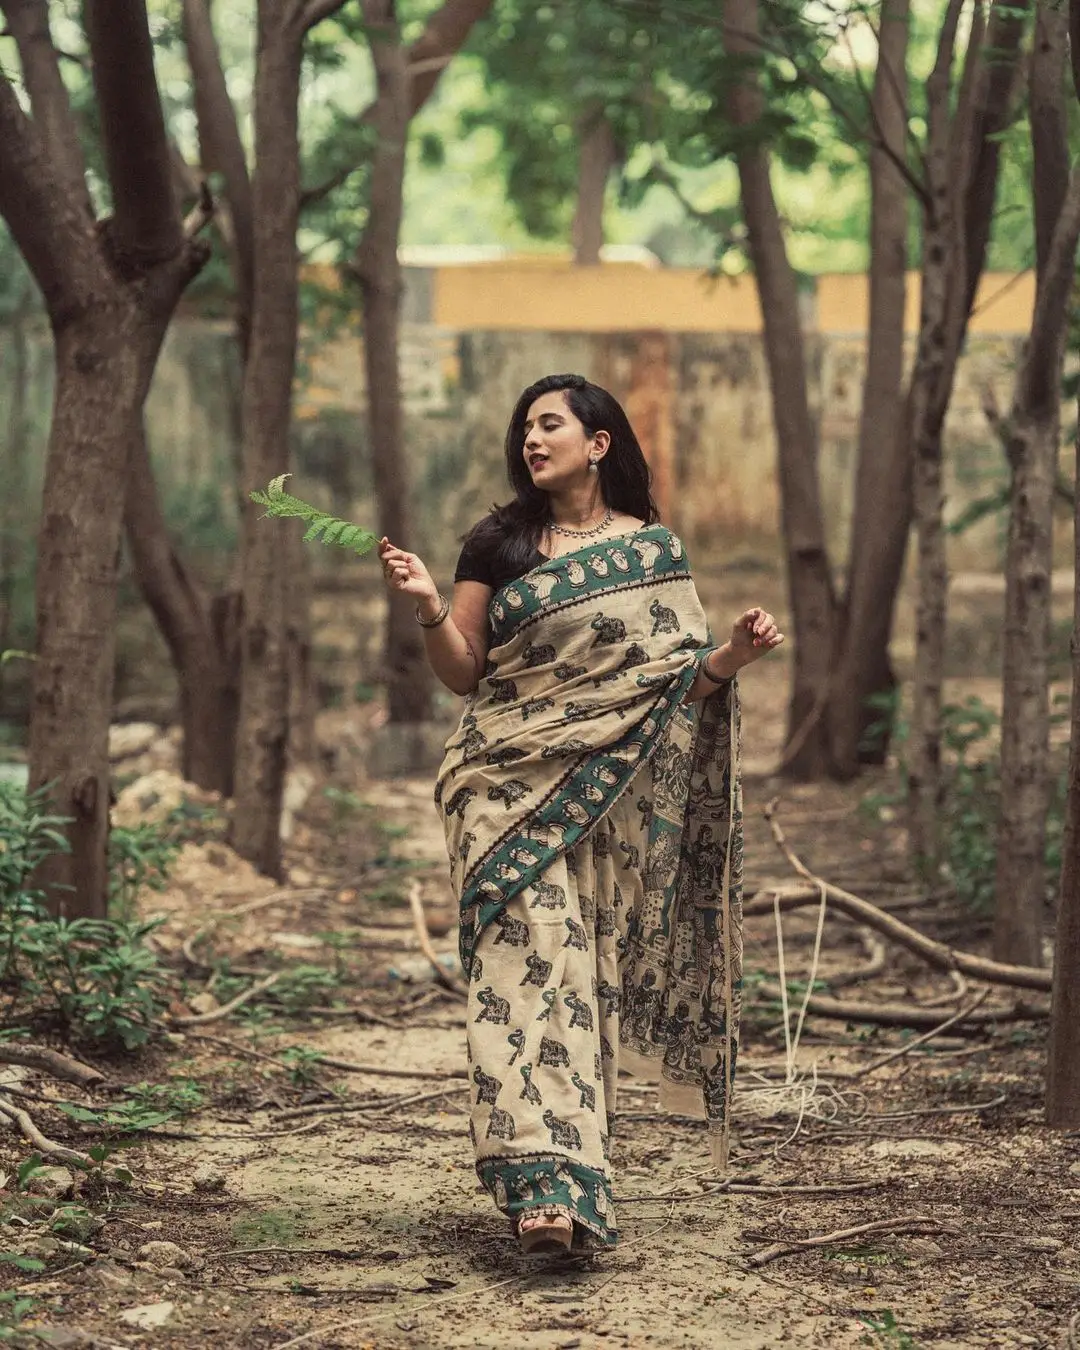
[415,594,450,628]
[699,648,732,685]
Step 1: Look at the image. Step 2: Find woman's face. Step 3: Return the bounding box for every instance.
[522,390,608,490]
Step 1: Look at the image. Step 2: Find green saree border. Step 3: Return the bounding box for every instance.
[457,658,701,973]
[486,523,687,650]
[476,1153,618,1247]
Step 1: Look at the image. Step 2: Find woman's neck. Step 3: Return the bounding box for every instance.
[547,485,608,527]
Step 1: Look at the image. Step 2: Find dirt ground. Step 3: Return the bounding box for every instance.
[3,658,1079,1350]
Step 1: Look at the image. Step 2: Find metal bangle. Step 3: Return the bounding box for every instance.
[415,594,450,628]
[699,648,732,685]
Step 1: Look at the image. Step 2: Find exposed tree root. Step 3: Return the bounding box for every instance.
[746,1214,951,1268]
[0,1092,92,1167]
[0,1044,104,1088]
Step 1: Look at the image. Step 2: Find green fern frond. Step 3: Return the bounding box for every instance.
[250,475,377,557]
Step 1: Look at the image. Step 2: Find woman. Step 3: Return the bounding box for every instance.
[378,373,782,1256]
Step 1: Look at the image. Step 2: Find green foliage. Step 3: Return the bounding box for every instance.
[108,821,182,920]
[862,695,1066,913]
[57,1078,204,1136]
[250,476,377,557]
[279,1046,326,1088]
[859,1309,919,1349]
[0,783,171,1049]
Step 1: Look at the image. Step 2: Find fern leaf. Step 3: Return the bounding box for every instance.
[250,477,378,557]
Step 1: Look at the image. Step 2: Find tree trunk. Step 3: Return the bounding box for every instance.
[571,106,615,266]
[0,0,207,917]
[123,423,239,794]
[906,0,976,866]
[355,0,432,725]
[0,287,32,714]
[1047,328,1080,1129]
[230,4,304,877]
[827,0,910,776]
[724,0,837,780]
[993,5,1077,965]
[30,306,170,916]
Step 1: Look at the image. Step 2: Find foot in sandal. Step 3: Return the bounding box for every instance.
[517,1211,574,1255]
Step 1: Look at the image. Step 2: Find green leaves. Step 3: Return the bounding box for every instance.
[250,476,377,557]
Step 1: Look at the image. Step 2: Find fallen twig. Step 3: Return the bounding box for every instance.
[169,973,282,1027]
[866,1092,1006,1120]
[0,1044,105,1088]
[185,1033,469,1082]
[181,888,330,968]
[827,929,887,990]
[407,880,467,999]
[0,1092,92,1167]
[746,1213,950,1268]
[754,982,1038,1029]
[755,799,1052,992]
[622,1179,888,1202]
[845,989,991,1079]
[272,1085,468,1122]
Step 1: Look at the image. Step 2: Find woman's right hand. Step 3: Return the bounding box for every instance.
[378,537,439,603]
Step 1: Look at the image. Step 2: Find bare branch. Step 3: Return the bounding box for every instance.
[403,0,492,114]
[1071,0,1080,105]
[1030,0,1071,277]
[0,72,95,314]
[183,179,216,238]
[180,0,254,328]
[300,0,347,32]
[84,0,183,269]
[1015,160,1080,416]
[0,0,91,214]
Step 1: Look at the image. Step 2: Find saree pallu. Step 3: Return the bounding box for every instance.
[435,525,743,1247]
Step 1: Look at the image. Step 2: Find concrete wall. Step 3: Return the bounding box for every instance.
[0,263,1071,718]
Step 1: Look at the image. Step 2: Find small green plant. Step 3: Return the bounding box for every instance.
[0,782,172,1048]
[108,820,182,919]
[279,1047,325,1088]
[250,476,377,556]
[270,965,341,1014]
[859,1309,919,1348]
[231,1208,300,1249]
[0,1288,38,1340]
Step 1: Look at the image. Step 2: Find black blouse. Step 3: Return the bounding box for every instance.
[454,535,545,592]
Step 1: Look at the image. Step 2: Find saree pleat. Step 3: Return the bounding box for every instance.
[436,526,743,1246]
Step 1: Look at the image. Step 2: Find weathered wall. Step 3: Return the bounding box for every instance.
[0,263,1073,720]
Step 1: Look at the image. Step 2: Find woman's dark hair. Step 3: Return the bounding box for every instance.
[463,373,659,580]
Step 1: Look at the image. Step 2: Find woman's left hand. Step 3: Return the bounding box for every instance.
[730,607,784,663]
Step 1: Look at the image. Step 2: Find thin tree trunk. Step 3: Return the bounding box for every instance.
[231,4,304,877]
[1045,0,1080,1136]
[0,288,32,714]
[123,423,238,794]
[571,106,615,266]
[907,0,976,866]
[828,0,910,776]
[724,0,837,780]
[993,3,1077,965]
[355,0,431,725]
[1047,303,1080,1128]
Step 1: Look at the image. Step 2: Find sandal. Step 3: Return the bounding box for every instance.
[517,1211,574,1255]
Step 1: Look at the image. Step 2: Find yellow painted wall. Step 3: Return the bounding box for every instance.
[816,271,1035,335]
[432,263,765,333]
[430,263,1035,336]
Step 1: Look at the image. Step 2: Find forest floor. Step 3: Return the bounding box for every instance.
[2,659,1079,1350]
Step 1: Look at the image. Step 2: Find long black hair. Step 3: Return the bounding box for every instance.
[463,373,660,580]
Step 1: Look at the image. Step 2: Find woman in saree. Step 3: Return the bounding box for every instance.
[378,373,782,1255]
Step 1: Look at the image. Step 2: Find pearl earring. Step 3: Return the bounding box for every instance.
[588,459,599,472]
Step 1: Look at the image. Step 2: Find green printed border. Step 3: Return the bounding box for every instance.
[458,659,700,973]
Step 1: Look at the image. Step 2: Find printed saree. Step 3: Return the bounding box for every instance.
[435,524,743,1247]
